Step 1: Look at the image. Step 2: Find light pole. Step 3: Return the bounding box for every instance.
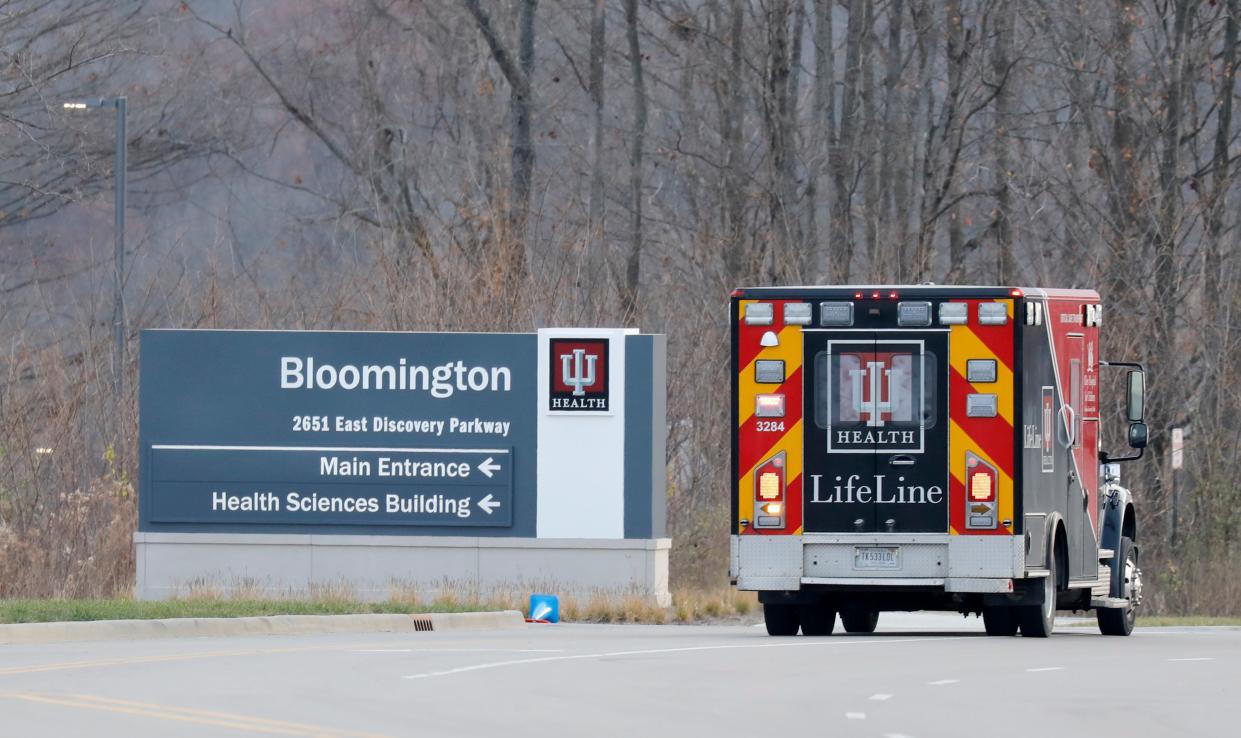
[64,97,126,403]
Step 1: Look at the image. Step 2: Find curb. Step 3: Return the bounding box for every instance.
[0,610,525,645]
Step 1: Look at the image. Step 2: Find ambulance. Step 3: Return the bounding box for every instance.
[730,286,1147,637]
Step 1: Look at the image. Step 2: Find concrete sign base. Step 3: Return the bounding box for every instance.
[134,532,671,606]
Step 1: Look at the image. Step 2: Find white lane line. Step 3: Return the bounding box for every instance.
[884,733,917,738]
[845,712,866,720]
[1026,667,1065,672]
[869,693,894,701]
[354,649,563,654]
[400,636,958,680]
[927,679,959,686]
[1168,657,1215,662]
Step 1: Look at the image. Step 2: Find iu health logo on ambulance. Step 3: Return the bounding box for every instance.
[549,338,610,412]
[825,341,927,454]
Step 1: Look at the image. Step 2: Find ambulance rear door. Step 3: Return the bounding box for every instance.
[803,329,950,534]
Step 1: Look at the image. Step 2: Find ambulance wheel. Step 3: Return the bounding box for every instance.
[1097,536,1139,637]
[798,605,837,636]
[841,608,879,634]
[983,606,1019,636]
[763,603,801,636]
[1020,550,1057,638]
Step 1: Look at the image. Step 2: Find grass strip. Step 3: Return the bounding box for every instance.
[1134,615,1241,627]
[0,598,494,624]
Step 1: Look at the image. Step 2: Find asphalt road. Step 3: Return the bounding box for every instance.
[0,614,1234,738]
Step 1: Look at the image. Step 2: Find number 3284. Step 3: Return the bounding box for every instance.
[755,420,785,433]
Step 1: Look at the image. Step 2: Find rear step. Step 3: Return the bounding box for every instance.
[1092,597,1129,609]
[1091,562,1112,599]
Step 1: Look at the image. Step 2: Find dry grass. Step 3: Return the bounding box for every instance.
[0,586,759,625]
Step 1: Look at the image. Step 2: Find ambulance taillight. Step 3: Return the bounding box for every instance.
[754,453,786,529]
[966,452,999,530]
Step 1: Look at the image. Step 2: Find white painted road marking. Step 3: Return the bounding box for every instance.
[927,679,959,686]
[869,693,894,701]
[401,636,958,680]
[1168,657,1215,662]
[353,649,563,654]
[845,712,866,720]
[1026,667,1065,672]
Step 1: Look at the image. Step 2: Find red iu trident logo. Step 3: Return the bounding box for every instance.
[549,338,609,411]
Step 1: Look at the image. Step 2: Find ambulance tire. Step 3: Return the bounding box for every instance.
[1097,536,1138,637]
[798,605,837,636]
[763,603,801,636]
[982,606,1019,636]
[841,608,879,634]
[1019,549,1058,638]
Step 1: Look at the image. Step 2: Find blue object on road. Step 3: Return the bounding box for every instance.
[529,593,560,623]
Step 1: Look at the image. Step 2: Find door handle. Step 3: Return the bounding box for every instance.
[1058,403,1077,448]
[889,455,916,466]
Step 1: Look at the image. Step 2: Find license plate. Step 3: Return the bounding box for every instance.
[854,546,900,570]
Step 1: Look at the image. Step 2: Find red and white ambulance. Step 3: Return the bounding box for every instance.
[730,286,1147,637]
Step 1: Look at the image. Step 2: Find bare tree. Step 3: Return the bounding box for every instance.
[462,0,538,284]
[618,0,645,319]
[587,0,607,291]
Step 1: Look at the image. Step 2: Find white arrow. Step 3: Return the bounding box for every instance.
[477,457,502,478]
[478,494,501,515]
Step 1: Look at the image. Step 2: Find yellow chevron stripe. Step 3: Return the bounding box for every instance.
[949,419,1015,534]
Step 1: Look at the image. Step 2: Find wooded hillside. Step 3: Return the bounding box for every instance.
[2,0,1238,612]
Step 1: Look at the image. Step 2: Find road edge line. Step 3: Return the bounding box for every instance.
[0,610,525,645]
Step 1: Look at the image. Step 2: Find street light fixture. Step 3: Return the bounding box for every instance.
[63,97,127,404]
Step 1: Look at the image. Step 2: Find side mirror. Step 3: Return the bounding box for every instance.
[1128,422,1148,449]
[1126,371,1145,422]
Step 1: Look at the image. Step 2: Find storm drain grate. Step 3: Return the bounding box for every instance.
[410,614,435,632]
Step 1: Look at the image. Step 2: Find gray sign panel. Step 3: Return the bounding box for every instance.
[139,329,537,535]
[149,446,512,527]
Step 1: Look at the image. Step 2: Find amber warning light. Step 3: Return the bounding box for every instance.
[965,452,999,530]
[754,453,786,529]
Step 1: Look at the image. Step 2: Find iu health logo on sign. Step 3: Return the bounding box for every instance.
[549,338,609,412]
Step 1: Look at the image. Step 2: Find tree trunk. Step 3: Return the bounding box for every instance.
[830,0,867,283]
[763,0,803,282]
[882,0,910,280]
[586,0,606,302]
[991,0,1014,284]
[942,0,966,283]
[723,0,747,286]
[1149,0,1193,549]
[910,0,935,281]
[807,0,837,281]
[860,0,880,279]
[461,0,538,286]
[510,0,537,282]
[619,0,646,321]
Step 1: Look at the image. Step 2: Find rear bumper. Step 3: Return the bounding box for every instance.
[734,533,1024,593]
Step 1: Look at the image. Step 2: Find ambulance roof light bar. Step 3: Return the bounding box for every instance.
[783,302,812,325]
[744,302,773,325]
[820,302,853,326]
[939,302,968,325]
[978,302,1009,325]
[897,301,933,327]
